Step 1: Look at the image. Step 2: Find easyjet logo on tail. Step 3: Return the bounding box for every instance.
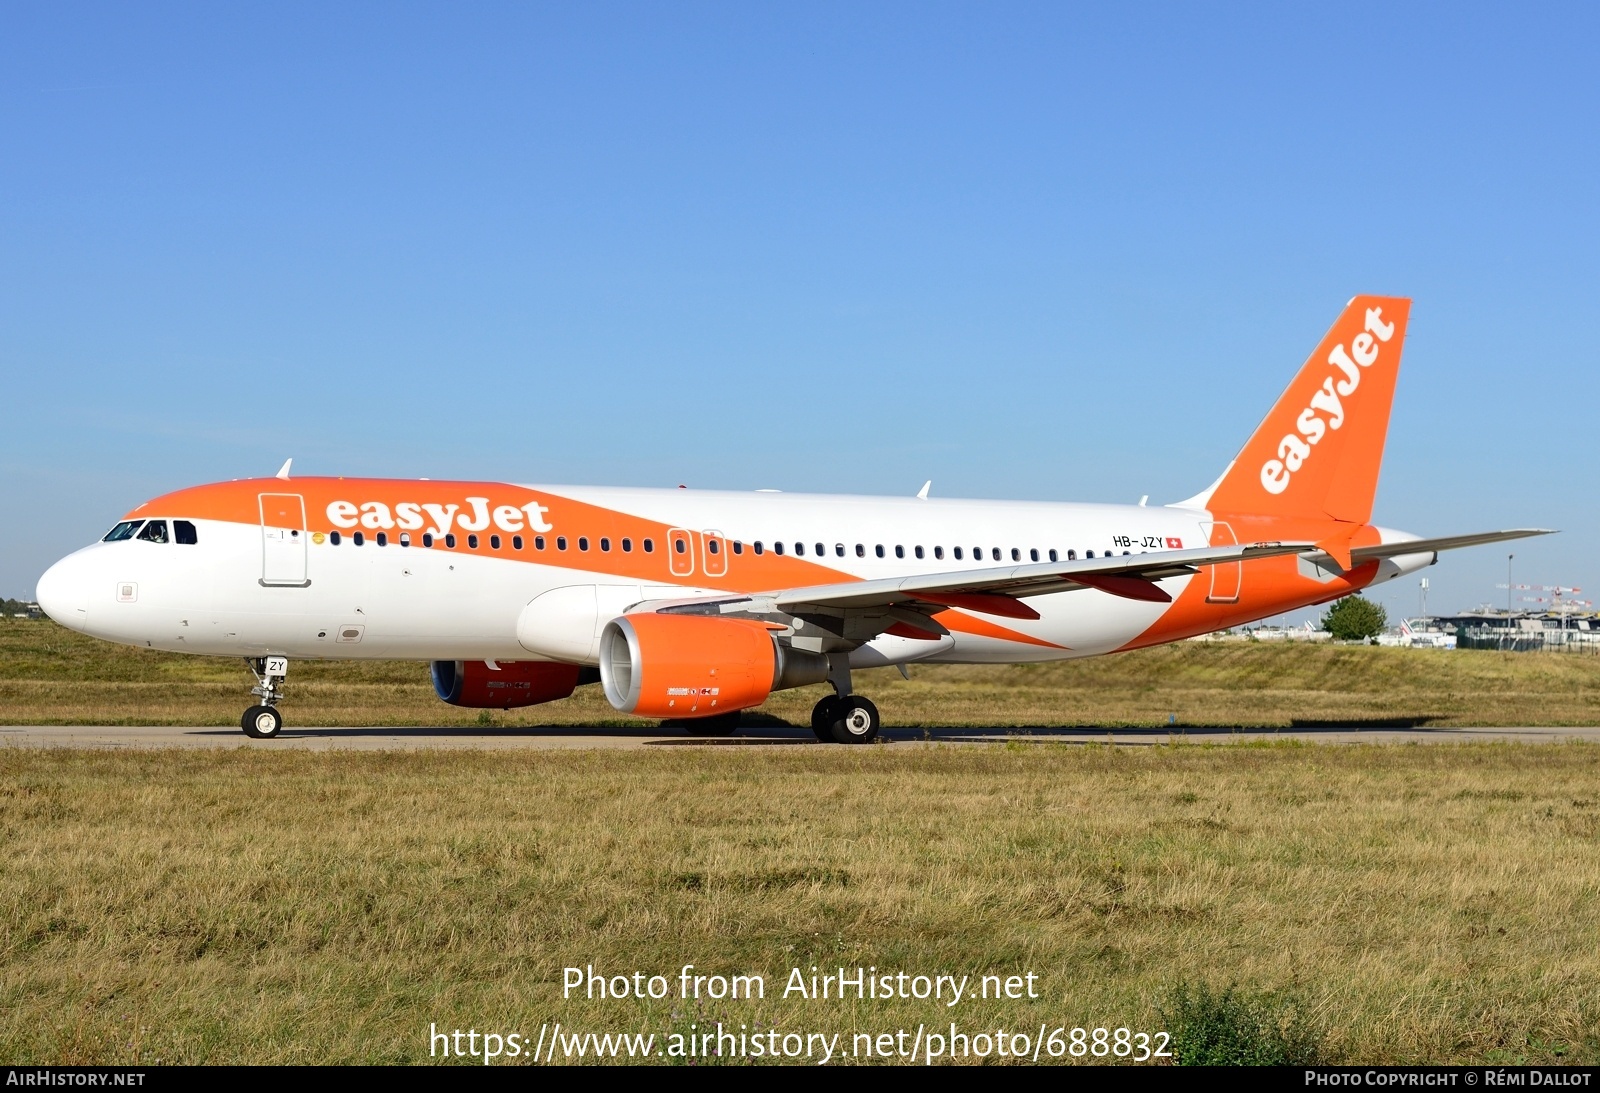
[1259,307,1396,496]
[325,497,554,537]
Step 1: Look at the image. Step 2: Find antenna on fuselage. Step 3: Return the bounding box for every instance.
[917,481,931,500]
[275,458,293,481]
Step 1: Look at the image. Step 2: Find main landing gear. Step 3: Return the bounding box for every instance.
[242,656,288,739]
[809,656,881,744]
[810,694,881,744]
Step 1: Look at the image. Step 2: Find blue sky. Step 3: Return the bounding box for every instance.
[3,2,1596,622]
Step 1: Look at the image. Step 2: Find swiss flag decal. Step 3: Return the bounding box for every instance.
[1166,537,1183,548]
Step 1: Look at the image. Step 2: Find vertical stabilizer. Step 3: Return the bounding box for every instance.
[1205,296,1411,525]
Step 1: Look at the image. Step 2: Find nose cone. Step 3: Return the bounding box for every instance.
[36,553,91,630]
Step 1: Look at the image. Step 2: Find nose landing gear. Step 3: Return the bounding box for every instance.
[242,656,288,739]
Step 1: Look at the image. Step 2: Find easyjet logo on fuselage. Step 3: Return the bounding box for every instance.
[1259,306,1396,496]
[325,497,553,537]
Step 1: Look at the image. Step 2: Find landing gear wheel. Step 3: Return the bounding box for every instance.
[810,696,841,742]
[829,696,880,744]
[241,705,283,739]
[677,711,742,737]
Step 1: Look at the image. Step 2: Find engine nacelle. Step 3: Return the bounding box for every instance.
[431,660,581,709]
[599,613,828,719]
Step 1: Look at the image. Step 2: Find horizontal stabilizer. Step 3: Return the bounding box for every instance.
[1349,528,1555,563]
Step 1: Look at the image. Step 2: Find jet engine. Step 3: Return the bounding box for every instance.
[431,659,582,709]
[598,613,828,718]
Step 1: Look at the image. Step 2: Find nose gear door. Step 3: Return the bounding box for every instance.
[259,493,310,587]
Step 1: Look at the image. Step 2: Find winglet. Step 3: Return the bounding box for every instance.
[275,458,293,481]
[917,481,931,500]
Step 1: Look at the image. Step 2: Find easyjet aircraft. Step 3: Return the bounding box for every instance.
[35,297,1548,742]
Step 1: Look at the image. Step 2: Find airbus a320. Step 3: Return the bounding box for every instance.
[35,296,1549,741]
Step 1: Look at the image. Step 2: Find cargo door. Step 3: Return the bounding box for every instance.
[260,493,310,587]
[1200,520,1240,604]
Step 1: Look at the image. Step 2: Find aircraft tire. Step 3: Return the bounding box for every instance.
[241,705,283,739]
[810,696,841,741]
[829,696,880,744]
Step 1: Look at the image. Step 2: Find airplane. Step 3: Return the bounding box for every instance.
[34,296,1550,742]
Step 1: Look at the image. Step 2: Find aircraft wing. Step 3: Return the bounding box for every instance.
[766,540,1314,619]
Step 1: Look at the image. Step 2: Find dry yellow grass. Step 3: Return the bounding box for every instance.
[4,619,1600,728]
[2,745,1598,1064]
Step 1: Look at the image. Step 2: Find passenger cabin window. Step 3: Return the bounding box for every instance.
[535,536,545,550]
[1086,550,1094,558]
[103,520,144,542]
[835,544,844,557]
[467,534,478,549]
[578,537,589,551]
[815,543,824,557]
[444,533,454,548]
[934,546,943,560]
[331,531,343,545]
[601,537,611,552]
[991,548,1001,561]
[422,533,433,547]
[856,544,865,557]
[377,532,389,547]
[1067,549,1076,560]
[894,545,904,559]
[953,546,963,560]
[875,545,884,558]
[512,535,523,550]
[622,537,633,552]
[557,536,568,550]
[1030,548,1039,562]
[1011,548,1021,561]
[643,538,654,553]
[794,542,805,556]
[355,532,367,546]
[774,542,785,555]
[706,539,717,555]
[490,534,501,549]
[1048,549,1058,562]
[136,520,169,544]
[174,520,198,545]
[753,541,764,555]
[672,537,684,554]
[914,546,924,559]
[399,533,411,547]
[731,541,742,555]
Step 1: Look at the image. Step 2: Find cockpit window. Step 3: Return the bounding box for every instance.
[174,520,198,545]
[136,520,169,544]
[103,520,144,542]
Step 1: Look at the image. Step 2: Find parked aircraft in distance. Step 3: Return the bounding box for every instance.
[36,297,1549,741]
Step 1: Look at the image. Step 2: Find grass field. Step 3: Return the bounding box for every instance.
[2,744,1599,1065]
[6,619,1600,1065]
[3,618,1600,729]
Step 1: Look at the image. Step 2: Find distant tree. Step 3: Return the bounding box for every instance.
[1321,595,1387,641]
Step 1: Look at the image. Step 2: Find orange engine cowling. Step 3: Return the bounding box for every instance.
[599,614,780,718]
[431,660,581,709]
